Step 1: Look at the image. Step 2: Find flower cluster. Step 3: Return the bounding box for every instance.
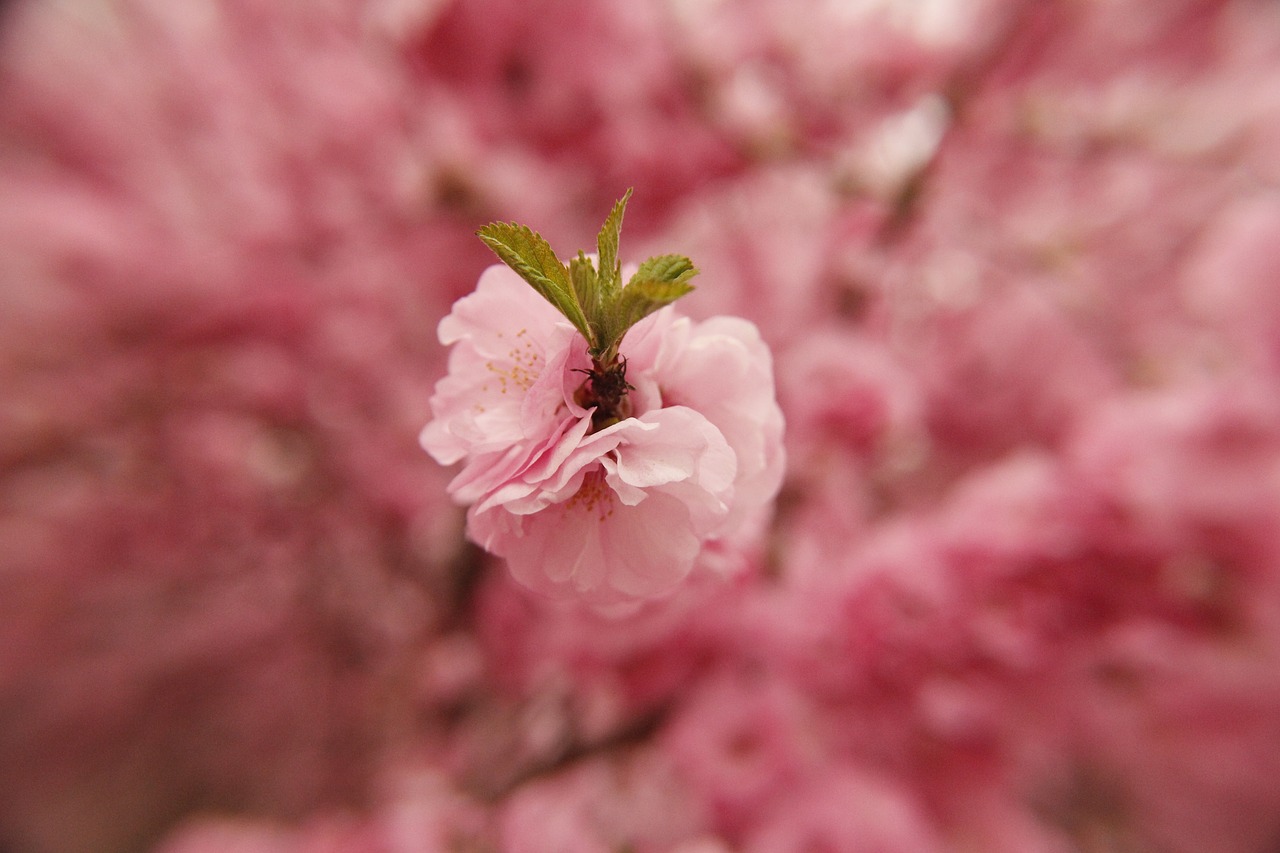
[5,0,1280,852]
[421,194,784,608]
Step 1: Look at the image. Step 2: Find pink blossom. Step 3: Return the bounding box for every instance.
[742,769,946,853]
[496,750,706,853]
[9,0,1280,850]
[422,262,784,608]
[662,670,821,838]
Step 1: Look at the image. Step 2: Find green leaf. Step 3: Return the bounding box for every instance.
[596,188,632,299]
[569,252,602,345]
[624,254,698,304]
[477,194,698,369]
[596,254,698,359]
[476,221,592,341]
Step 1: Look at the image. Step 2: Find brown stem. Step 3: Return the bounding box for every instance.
[573,356,634,430]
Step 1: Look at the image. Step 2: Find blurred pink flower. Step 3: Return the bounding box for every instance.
[422,263,784,608]
[8,0,1280,850]
[742,768,947,853]
[496,749,706,853]
[662,669,821,838]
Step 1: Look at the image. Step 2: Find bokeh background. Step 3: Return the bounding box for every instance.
[4,0,1280,850]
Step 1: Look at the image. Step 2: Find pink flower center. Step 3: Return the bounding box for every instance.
[564,468,616,523]
[482,329,543,395]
